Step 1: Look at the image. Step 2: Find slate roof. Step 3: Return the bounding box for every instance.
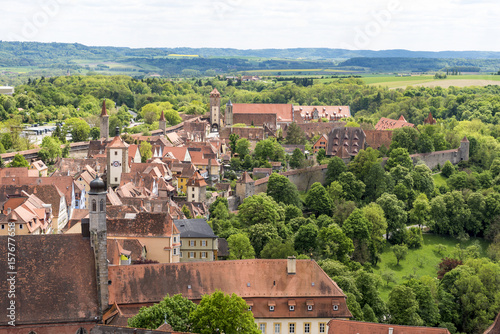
[0,234,99,325]
[173,218,217,238]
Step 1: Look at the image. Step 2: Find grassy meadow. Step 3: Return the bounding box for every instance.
[373,234,490,301]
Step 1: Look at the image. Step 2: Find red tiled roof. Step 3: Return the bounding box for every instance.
[108,259,346,304]
[233,103,293,122]
[0,234,99,325]
[327,319,450,334]
[375,116,414,130]
[239,171,254,184]
[107,136,129,148]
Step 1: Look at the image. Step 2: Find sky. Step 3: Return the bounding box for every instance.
[1,0,499,51]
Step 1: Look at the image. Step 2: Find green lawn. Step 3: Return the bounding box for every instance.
[432,173,447,188]
[373,234,490,301]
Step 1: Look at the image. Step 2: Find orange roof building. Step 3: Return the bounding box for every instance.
[327,319,450,334]
[375,115,414,131]
[108,258,351,333]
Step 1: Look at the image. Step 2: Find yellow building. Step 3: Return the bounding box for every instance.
[173,218,218,262]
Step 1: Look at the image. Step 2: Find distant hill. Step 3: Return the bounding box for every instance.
[1,41,500,75]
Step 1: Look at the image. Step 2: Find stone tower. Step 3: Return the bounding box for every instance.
[460,136,470,162]
[100,99,109,140]
[209,88,221,132]
[106,134,130,187]
[225,99,233,127]
[88,175,108,315]
[235,171,255,204]
[159,109,167,135]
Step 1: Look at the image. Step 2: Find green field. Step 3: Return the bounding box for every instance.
[432,173,447,187]
[361,74,500,88]
[373,234,490,301]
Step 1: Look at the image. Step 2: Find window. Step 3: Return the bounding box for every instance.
[189,240,195,247]
[180,252,183,258]
[192,194,195,198]
[274,323,280,334]
[92,199,96,212]
[319,323,325,333]
[201,252,207,258]
[114,177,118,182]
[304,323,310,333]
[202,240,207,247]
[173,248,177,255]
[289,305,294,311]
[114,151,118,156]
[259,323,266,334]
[173,236,177,243]
[307,305,313,311]
[269,305,275,311]
[333,305,339,311]
[189,252,195,258]
[1,224,4,230]
[288,323,295,334]
[192,187,195,191]
[19,224,23,229]
[100,199,104,211]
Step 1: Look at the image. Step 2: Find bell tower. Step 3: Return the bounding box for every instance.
[89,175,108,315]
[209,88,221,132]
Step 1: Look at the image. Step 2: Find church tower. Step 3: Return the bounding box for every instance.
[225,99,233,127]
[89,175,108,315]
[159,109,167,135]
[106,133,130,187]
[209,88,221,132]
[100,99,109,140]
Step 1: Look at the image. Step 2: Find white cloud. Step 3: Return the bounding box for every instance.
[0,0,498,50]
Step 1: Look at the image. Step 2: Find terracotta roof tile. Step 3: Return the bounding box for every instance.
[375,116,414,130]
[0,234,99,325]
[327,319,450,334]
[108,259,346,304]
[233,103,293,122]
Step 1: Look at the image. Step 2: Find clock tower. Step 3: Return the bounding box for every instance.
[209,88,221,132]
[106,132,130,188]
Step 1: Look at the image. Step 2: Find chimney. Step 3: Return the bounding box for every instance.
[287,256,296,275]
[388,328,394,334]
[7,208,11,214]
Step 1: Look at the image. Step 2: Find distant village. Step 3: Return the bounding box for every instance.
[0,88,483,334]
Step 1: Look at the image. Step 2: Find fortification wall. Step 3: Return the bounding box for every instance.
[251,164,328,194]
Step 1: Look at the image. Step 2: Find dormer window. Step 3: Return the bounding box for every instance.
[333,305,339,311]
[269,306,274,311]
[268,301,276,312]
[289,305,295,311]
[307,305,313,311]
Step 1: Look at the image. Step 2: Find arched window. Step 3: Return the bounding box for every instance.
[100,199,104,212]
[92,199,96,212]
